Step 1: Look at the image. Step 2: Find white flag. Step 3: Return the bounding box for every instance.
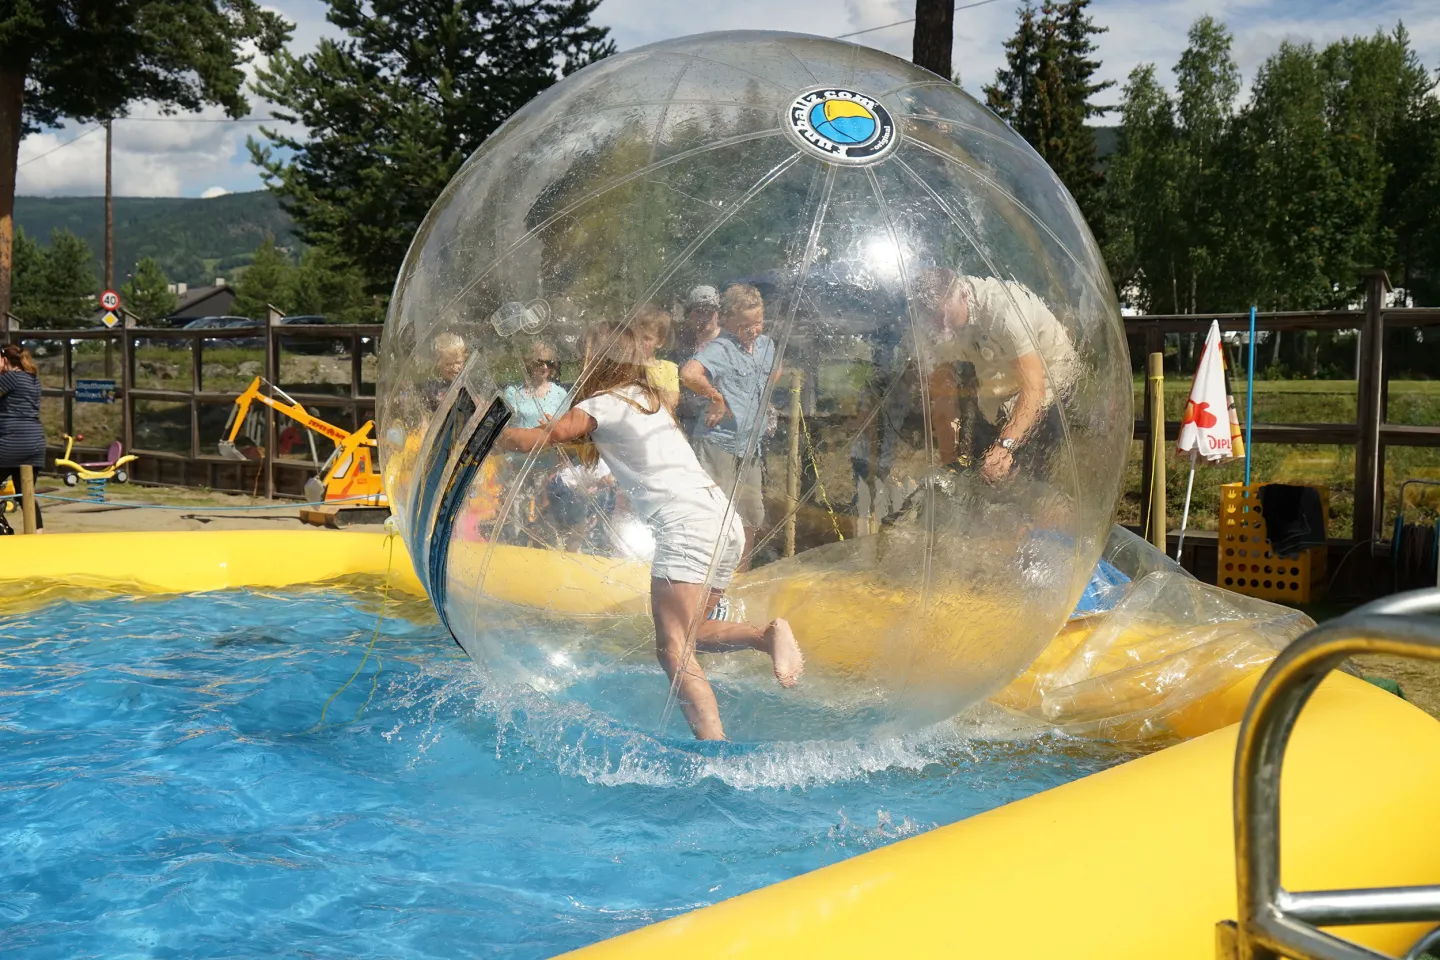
[1176,320,1238,462]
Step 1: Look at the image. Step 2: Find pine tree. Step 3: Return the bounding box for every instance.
[0,1,289,319]
[290,247,379,323]
[9,226,45,323]
[250,0,614,297]
[10,228,96,328]
[985,1,1113,239]
[232,235,294,320]
[121,257,178,324]
[984,4,1041,138]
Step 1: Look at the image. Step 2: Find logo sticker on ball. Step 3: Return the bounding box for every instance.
[783,87,899,165]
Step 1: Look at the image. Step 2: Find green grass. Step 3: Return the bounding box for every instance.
[1124,378,1440,538]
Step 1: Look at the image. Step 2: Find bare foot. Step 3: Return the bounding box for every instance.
[767,618,804,688]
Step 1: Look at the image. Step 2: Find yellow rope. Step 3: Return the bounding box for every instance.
[797,406,844,542]
[313,532,395,729]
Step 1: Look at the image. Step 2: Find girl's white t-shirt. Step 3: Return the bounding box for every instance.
[574,386,719,518]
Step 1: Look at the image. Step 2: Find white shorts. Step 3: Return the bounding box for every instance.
[649,488,746,588]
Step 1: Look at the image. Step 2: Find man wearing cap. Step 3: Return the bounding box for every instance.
[671,285,723,438]
[917,268,1078,483]
[680,283,780,568]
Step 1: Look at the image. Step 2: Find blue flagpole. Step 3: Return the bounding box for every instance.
[1245,305,1256,486]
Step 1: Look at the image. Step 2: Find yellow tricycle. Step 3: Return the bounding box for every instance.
[55,434,138,486]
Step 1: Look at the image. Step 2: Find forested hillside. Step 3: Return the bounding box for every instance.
[14,191,297,288]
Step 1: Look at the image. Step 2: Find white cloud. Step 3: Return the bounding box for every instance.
[14,0,1440,198]
[201,186,232,198]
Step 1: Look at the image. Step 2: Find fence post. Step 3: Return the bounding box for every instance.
[350,329,363,430]
[190,323,202,460]
[1146,352,1167,552]
[1354,269,1391,545]
[1139,325,1163,537]
[263,304,282,499]
[120,310,134,454]
[61,336,74,438]
[19,464,36,534]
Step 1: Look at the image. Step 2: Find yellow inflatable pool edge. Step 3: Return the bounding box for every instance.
[2,529,426,598]
[563,669,1440,959]
[5,530,1439,959]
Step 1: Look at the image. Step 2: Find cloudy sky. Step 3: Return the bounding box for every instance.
[15,0,1439,199]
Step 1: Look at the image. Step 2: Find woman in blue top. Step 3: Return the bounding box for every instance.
[502,342,568,427]
[0,343,46,533]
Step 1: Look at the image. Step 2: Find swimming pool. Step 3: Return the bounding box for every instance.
[1,583,1139,959]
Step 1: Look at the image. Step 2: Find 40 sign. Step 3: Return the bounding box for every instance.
[101,290,121,311]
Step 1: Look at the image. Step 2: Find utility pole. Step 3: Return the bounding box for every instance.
[104,118,113,292]
[913,0,955,81]
[104,118,114,375]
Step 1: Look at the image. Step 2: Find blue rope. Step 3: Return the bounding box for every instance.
[1245,305,1257,486]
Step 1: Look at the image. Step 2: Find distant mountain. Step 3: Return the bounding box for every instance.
[16,129,1118,289]
[14,190,298,288]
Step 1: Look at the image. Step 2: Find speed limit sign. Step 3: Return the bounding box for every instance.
[101,289,120,311]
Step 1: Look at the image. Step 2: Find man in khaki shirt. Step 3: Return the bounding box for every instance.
[916,268,1078,483]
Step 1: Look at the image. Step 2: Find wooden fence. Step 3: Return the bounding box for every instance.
[1128,270,1440,547]
[8,271,1440,538]
[3,312,380,499]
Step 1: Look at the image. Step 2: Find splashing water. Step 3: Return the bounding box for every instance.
[0,583,1140,959]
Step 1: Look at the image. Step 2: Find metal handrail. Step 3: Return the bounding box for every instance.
[1223,589,1440,960]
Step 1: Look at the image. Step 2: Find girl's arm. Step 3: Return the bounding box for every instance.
[500,407,596,452]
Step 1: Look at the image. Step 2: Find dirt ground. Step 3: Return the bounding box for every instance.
[11,481,381,535]
[11,482,1440,722]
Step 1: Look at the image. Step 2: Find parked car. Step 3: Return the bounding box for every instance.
[180,316,263,350]
[278,315,343,355]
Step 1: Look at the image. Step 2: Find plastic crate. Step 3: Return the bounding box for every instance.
[1218,483,1329,603]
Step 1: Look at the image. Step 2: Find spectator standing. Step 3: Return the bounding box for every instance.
[672,285,722,437]
[0,343,46,534]
[680,283,780,566]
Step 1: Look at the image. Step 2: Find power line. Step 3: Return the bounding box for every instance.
[14,6,990,164]
[834,0,1004,40]
[18,125,103,167]
[18,114,288,169]
[116,116,283,123]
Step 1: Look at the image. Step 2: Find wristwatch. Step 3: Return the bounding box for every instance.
[998,437,1017,451]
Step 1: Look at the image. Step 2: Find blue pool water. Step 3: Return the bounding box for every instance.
[0,583,1139,959]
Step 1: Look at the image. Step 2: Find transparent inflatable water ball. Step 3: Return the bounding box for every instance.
[378,31,1132,742]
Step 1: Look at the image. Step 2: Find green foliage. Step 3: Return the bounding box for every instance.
[121,257,178,323]
[221,234,380,322]
[11,227,97,327]
[249,0,615,298]
[0,0,292,316]
[985,0,1113,241]
[231,234,292,320]
[0,1,289,134]
[1106,19,1440,320]
[290,247,380,323]
[14,192,299,288]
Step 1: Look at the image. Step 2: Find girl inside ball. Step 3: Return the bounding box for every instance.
[499,316,803,741]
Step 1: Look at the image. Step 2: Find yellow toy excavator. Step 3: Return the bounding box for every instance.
[220,377,389,527]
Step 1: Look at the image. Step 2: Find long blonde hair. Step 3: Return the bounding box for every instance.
[570,319,666,466]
